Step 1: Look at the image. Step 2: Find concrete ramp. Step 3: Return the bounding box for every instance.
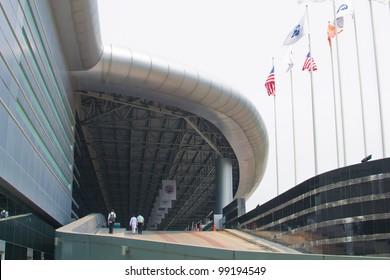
[55,214,371,260]
[95,228,296,254]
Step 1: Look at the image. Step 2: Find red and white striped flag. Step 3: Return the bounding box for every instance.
[265,67,276,96]
[302,52,317,71]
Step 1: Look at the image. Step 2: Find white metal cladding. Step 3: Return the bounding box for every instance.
[52,0,269,200]
[50,0,103,70]
[72,44,269,199]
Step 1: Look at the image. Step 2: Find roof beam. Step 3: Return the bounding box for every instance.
[75,90,222,156]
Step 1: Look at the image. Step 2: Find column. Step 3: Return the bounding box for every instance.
[214,158,233,214]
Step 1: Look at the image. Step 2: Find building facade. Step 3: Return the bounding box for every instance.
[0,0,75,259]
[3,0,388,260]
[0,0,268,259]
[238,158,390,257]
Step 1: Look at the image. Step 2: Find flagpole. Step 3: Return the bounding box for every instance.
[352,9,368,158]
[333,1,347,167]
[272,57,280,196]
[369,0,386,157]
[273,94,280,196]
[305,4,318,175]
[288,50,297,185]
[328,22,340,168]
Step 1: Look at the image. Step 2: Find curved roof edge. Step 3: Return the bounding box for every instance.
[50,0,103,70]
[53,0,269,200]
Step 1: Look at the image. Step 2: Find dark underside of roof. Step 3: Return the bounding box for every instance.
[71,91,239,230]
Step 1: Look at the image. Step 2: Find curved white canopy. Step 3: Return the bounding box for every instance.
[52,0,268,200]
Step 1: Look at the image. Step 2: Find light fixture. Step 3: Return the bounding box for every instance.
[121,245,129,255]
[361,154,372,163]
[54,237,61,246]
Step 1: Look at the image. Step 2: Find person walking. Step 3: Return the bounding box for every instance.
[129,215,137,235]
[107,210,116,234]
[137,214,144,234]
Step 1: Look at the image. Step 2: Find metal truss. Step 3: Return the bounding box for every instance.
[72,91,238,230]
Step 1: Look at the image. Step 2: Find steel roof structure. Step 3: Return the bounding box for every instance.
[51,0,268,230]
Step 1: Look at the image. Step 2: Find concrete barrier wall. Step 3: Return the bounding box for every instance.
[57,213,106,234]
[55,214,372,260]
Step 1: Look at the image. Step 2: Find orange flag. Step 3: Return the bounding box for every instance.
[327,22,343,47]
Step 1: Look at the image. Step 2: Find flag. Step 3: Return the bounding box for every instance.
[302,52,317,71]
[282,13,307,46]
[297,0,327,4]
[335,0,354,28]
[372,0,390,4]
[159,189,172,208]
[327,22,343,47]
[265,67,276,96]
[284,50,294,73]
[161,180,176,200]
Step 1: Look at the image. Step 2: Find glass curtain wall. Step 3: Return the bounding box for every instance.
[238,158,390,257]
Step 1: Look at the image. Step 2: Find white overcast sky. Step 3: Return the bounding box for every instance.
[98,0,390,211]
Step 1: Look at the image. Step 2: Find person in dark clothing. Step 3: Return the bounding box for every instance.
[107,210,116,234]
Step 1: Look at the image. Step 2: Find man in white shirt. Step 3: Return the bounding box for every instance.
[137,214,144,234]
[129,215,137,235]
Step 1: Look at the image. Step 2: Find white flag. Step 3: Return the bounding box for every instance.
[282,13,307,46]
[159,189,172,208]
[162,180,176,200]
[372,0,390,4]
[155,208,166,217]
[284,50,294,73]
[148,224,157,230]
[335,0,354,28]
[160,200,171,208]
[150,215,162,224]
[297,0,328,4]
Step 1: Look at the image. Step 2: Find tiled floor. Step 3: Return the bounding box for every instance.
[96,228,297,253]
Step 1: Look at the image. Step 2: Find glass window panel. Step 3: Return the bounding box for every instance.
[373,199,386,214]
[362,220,374,235]
[360,182,372,196]
[361,201,374,216]
[373,219,387,234]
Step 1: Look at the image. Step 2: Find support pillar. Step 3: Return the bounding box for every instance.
[214,158,233,215]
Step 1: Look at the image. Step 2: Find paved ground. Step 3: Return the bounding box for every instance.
[96,228,300,254]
